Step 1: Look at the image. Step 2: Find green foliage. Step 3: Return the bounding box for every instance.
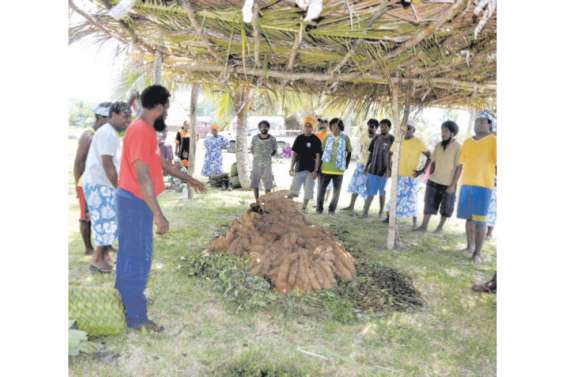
[182,250,422,324]
[336,260,424,312]
[69,98,95,128]
[69,320,97,357]
[183,253,275,312]
[213,350,310,377]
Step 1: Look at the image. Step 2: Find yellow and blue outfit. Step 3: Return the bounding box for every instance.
[457,134,497,224]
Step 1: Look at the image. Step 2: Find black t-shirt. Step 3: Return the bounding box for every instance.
[292,134,322,172]
[367,134,395,176]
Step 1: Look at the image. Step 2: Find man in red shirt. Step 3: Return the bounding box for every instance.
[115,85,206,332]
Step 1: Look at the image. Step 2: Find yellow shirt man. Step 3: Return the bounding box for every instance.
[359,131,373,163]
[459,133,497,189]
[399,137,428,177]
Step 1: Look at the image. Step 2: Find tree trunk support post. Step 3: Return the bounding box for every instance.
[234,86,252,189]
[154,50,163,85]
[387,83,410,250]
[185,83,200,199]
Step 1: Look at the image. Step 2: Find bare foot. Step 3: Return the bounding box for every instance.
[84,248,94,256]
[413,226,427,232]
[433,228,444,234]
[472,253,482,265]
[460,245,474,253]
[341,206,353,211]
[357,212,369,219]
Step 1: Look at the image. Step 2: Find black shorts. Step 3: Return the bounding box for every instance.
[424,180,456,217]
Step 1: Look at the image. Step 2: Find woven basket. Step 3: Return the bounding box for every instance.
[69,286,126,336]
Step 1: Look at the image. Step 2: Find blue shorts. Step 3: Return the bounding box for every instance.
[366,174,388,196]
[457,185,493,224]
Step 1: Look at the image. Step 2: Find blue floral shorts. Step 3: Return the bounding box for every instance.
[84,183,118,246]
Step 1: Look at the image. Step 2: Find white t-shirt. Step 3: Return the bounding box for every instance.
[83,123,121,187]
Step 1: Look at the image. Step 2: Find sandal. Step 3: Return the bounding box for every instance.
[134,320,164,333]
[472,282,496,294]
[89,264,112,274]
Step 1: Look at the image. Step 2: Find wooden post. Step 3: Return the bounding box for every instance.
[185,83,200,199]
[188,83,199,175]
[233,86,251,189]
[387,84,410,250]
[154,50,162,84]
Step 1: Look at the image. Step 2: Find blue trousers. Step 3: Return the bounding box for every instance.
[115,188,154,328]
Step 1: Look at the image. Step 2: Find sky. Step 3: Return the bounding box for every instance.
[68,37,126,103]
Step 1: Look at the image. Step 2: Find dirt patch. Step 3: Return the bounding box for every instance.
[205,191,356,293]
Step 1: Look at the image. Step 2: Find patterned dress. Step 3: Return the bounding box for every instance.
[347,132,372,198]
[395,176,419,218]
[201,135,230,177]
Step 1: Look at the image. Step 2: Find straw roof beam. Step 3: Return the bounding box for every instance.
[69,0,131,49]
[286,22,304,71]
[176,0,221,62]
[386,0,467,59]
[328,0,389,76]
[99,0,161,54]
[174,63,495,92]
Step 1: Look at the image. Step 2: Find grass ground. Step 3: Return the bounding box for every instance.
[69,184,496,376]
[68,131,495,376]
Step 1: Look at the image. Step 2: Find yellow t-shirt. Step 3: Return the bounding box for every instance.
[359,132,373,163]
[459,134,497,188]
[399,137,428,177]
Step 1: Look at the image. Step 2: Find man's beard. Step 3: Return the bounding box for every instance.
[441,136,452,150]
[260,129,269,135]
[154,116,167,132]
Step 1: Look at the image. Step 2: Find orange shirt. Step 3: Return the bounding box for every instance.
[119,118,165,199]
[316,130,328,142]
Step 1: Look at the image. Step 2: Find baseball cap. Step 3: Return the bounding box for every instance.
[92,102,112,117]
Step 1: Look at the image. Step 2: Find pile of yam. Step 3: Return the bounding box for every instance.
[204,191,356,293]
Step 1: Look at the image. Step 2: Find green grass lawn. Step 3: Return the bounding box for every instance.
[68,186,496,377]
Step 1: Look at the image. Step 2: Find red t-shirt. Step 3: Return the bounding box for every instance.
[119,118,165,199]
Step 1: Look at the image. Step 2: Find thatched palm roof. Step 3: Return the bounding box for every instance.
[69,0,496,110]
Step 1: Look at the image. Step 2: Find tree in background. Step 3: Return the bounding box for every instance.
[69,98,95,128]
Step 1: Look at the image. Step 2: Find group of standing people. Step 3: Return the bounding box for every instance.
[287,114,496,264]
[73,84,496,330]
[74,85,207,331]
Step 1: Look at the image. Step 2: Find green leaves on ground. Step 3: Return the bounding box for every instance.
[69,320,97,357]
[181,251,423,323]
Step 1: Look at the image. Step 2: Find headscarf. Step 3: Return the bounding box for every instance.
[479,110,497,133]
[304,115,317,128]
